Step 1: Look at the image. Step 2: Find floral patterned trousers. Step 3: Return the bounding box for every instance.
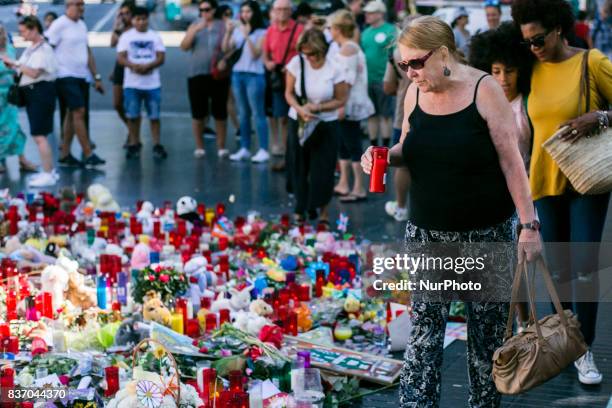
[399,217,515,408]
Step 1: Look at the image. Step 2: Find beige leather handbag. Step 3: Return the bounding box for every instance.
[492,256,587,394]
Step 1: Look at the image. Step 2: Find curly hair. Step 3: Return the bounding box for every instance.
[511,0,575,37]
[469,22,534,95]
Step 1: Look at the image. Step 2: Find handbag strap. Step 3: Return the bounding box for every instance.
[280,22,298,67]
[504,255,570,342]
[299,54,307,103]
[579,50,591,115]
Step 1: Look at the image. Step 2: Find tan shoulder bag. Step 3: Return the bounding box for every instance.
[492,256,587,394]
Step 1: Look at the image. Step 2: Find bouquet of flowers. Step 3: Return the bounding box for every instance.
[132,265,189,304]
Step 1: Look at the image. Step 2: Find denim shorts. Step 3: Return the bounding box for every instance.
[123,87,161,119]
[270,89,289,118]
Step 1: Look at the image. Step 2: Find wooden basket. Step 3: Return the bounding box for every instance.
[543,126,612,194]
[132,338,181,405]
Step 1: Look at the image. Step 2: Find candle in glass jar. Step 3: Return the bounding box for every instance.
[170,313,184,334]
[105,366,120,397]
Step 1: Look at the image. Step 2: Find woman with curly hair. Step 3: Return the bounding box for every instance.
[469,22,534,168]
[512,0,612,385]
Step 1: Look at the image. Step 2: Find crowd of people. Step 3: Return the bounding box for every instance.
[0,0,612,404]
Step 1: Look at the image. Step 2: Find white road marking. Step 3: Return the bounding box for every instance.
[13,31,186,47]
[91,2,120,32]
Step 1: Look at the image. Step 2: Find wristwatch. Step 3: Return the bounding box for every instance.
[517,220,541,234]
[94,73,102,81]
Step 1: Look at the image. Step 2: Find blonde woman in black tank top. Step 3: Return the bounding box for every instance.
[361,16,542,407]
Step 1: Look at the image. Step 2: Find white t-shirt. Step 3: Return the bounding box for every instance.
[332,42,374,121]
[286,54,345,122]
[45,15,89,79]
[117,28,165,90]
[231,28,266,74]
[18,42,57,86]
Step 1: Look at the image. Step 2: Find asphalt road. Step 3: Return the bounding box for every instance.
[1,2,193,112]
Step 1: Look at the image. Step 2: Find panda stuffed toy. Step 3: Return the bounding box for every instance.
[176,196,203,227]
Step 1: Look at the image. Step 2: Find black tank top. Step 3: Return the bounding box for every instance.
[402,75,515,231]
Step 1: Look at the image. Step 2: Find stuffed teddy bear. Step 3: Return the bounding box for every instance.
[87,184,120,213]
[249,298,273,317]
[176,196,203,227]
[183,256,216,306]
[142,291,171,326]
[65,270,97,311]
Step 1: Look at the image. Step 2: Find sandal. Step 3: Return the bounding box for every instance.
[333,187,350,196]
[339,193,367,203]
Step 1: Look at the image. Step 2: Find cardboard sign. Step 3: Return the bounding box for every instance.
[283,336,403,385]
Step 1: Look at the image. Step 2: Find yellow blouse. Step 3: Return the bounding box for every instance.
[528,49,612,201]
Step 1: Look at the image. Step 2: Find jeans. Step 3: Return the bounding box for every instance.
[535,191,610,346]
[232,72,268,150]
[123,88,161,120]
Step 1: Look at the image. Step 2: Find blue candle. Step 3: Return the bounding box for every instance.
[117,272,128,305]
[97,275,107,309]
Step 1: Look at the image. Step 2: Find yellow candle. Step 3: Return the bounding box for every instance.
[170,313,184,334]
[205,209,215,224]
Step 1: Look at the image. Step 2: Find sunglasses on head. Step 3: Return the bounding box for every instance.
[521,30,551,48]
[398,49,435,71]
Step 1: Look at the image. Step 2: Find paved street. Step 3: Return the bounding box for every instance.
[1,2,612,406]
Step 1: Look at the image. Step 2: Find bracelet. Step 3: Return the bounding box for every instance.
[596,111,609,132]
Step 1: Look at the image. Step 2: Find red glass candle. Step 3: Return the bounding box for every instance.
[42,292,53,319]
[284,311,298,336]
[105,366,119,397]
[5,291,17,321]
[202,367,217,403]
[112,301,121,312]
[216,203,225,217]
[218,309,230,325]
[200,296,212,310]
[228,370,244,392]
[0,324,10,339]
[2,336,18,354]
[153,220,161,238]
[177,219,187,236]
[0,367,14,388]
[186,319,200,338]
[278,289,290,306]
[205,314,217,333]
[280,214,290,227]
[218,237,228,251]
[176,299,188,326]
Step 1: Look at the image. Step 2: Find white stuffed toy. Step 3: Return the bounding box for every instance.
[87,184,120,212]
[137,201,154,234]
[232,310,271,336]
[183,256,216,306]
[40,251,78,311]
[210,285,254,314]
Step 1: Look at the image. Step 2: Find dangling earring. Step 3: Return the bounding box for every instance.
[443,66,451,77]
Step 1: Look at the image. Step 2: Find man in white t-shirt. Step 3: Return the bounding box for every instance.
[117,7,167,160]
[45,0,106,168]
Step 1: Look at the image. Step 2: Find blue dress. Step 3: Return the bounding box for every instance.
[0,44,26,161]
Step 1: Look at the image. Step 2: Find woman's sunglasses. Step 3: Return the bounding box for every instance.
[199,7,213,13]
[398,49,435,71]
[521,30,551,48]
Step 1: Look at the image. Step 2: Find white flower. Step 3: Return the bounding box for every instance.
[179,383,204,408]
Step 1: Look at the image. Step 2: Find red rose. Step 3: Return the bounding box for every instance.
[159,274,170,283]
[155,266,162,274]
[258,325,283,349]
[198,346,208,354]
[148,275,155,281]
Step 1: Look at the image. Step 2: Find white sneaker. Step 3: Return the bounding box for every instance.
[385,201,408,222]
[394,207,408,222]
[194,149,206,158]
[251,149,270,163]
[229,148,251,161]
[385,201,397,217]
[218,149,230,158]
[28,172,57,188]
[575,350,603,385]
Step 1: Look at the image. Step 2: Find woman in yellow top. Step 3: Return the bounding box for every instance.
[513,0,612,386]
